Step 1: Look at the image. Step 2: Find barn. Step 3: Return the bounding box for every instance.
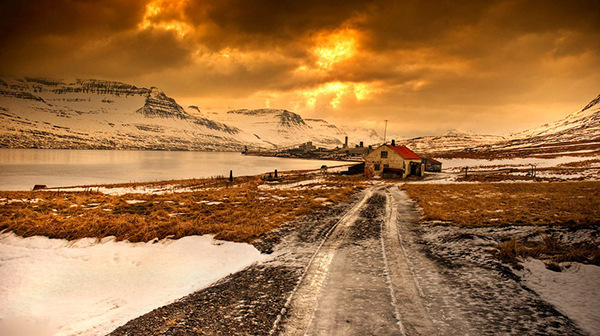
[364,141,424,178]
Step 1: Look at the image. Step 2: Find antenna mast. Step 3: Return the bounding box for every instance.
[383,120,388,144]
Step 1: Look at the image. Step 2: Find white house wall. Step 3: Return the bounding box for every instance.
[365,145,424,177]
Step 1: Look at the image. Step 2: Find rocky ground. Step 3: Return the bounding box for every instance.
[109,193,355,335]
[389,187,586,335]
[110,185,589,335]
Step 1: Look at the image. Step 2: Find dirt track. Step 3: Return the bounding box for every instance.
[111,184,585,335]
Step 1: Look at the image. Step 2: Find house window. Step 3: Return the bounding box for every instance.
[374,164,381,171]
[383,164,389,169]
[381,151,388,158]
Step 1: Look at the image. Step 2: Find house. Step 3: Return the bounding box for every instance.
[364,141,424,178]
[422,157,443,172]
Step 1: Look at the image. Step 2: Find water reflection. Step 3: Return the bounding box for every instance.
[0,149,348,190]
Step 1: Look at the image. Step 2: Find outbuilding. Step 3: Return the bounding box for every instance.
[422,157,443,172]
[364,141,424,178]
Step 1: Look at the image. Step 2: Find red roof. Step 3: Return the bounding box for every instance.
[386,145,421,159]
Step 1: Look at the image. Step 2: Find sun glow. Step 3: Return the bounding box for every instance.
[303,82,375,109]
[314,29,358,69]
[139,0,192,37]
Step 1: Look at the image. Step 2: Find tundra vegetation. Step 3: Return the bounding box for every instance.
[403,182,600,268]
[0,174,366,243]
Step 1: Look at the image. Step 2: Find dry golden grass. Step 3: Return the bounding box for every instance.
[403,182,600,227]
[404,181,600,268]
[0,174,366,243]
[496,236,600,269]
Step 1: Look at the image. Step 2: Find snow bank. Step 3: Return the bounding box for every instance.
[0,233,266,336]
[440,156,596,170]
[517,259,600,336]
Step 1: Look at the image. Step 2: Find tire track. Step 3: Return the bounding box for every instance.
[273,187,374,336]
[383,187,436,335]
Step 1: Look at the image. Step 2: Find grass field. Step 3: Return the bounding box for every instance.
[403,181,600,227]
[403,181,600,267]
[0,174,366,243]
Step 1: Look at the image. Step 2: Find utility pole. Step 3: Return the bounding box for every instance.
[383,120,388,144]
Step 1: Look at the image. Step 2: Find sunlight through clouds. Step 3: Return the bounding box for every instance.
[1,0,598,136]
[138,0,192,37]
[303,82,376,109]
[314,29,358,70]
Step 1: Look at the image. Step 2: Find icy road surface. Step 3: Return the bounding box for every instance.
[279,186,585,336]
[110,185,589,335]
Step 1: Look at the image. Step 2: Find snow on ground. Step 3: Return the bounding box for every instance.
[257,177,327,190]
[516,259,600,336]
[407,156,599,183]
[439,156,597,171]
[0,233,267,336]
[63,185,196,196]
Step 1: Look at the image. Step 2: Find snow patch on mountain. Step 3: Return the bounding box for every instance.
[514,93,600,142]
[401,129,505,154]
[210,109,381,149]
[0,78,383,151]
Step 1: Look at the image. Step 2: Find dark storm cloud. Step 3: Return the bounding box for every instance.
[0,0,145,41]
[0,0,599,135]
[184,0,375,49]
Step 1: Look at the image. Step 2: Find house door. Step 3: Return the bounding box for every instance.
[410,162,420,176]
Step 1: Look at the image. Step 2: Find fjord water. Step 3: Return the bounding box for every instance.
[0,149,346,190]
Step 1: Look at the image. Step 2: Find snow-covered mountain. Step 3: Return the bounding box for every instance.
[512,93,600,143]
[0,78,245,150]
[400,129,505,156]
[430,93,600,158]
[338,125,384,147]
[211,109,343,148]
[0,78,382,151]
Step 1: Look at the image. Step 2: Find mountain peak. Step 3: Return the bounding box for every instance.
[136,87,188,119]
[567,93,600,119]
[580,93,600,112]
[227,108,289,116]
[442,129,475,137]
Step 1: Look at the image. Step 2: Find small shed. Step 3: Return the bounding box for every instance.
[422,158,443,172]
[342,162,365,175]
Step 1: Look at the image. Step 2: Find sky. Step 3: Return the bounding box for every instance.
[1,0,599,137]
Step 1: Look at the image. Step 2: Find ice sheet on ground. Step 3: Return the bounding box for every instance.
[0,233,267,336]
[257,178,326,190]
[517,259,600,336]
[440,156,597,170]
[125,200,146,204]
[61,186,196,196]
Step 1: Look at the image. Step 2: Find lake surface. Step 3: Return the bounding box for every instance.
[0,149,348,190]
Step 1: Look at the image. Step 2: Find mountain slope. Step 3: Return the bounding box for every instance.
[0,78,382,151]
[513,93,600,143]
[432,93,600,158]
[210,109,382,149]
[0,78,246,150]
[400,129,505,156]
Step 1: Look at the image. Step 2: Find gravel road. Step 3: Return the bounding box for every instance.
[111,184,585,336]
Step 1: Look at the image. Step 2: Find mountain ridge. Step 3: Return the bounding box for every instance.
[0,77,382,151]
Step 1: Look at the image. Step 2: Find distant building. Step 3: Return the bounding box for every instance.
[365,141,424,178]
[298,141,316,153]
